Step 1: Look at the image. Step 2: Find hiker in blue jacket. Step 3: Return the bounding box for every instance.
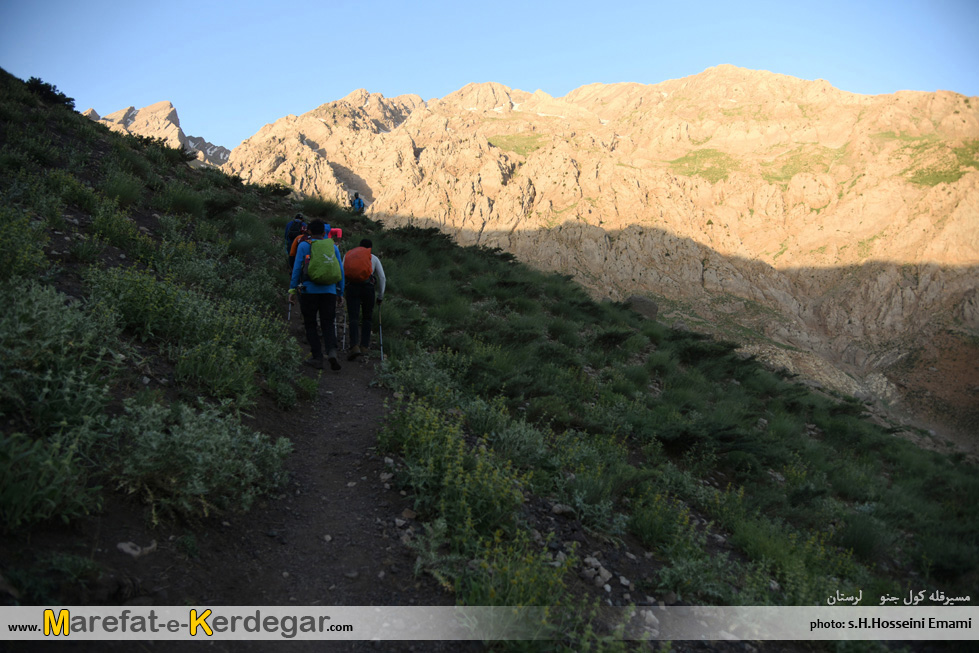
[289,219,344,370]
[350,192,365,214]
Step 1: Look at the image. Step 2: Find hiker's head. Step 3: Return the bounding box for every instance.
[353,192,359,199]
[295,213,305,222]
[360,239,372,248]
[308,219,326,235]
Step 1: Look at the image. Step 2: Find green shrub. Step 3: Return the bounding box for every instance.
[379,398,526,548]
[109,400,292,523]
[25,77,75,110]
[174,341,258,404]
[630,493,693,551]
[0,280,120,432]
[87,267,302,401]
[0,429,102,531]
[299,196,345,220]
[0,208,48,280]
[102,169,143,208]
[159,182,205,217]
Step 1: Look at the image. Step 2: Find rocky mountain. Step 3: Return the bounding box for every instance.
[101,66,979,442]
[83,101,230,166]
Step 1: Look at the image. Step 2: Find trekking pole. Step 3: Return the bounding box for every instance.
[378,303,383,362]
[287,298,292,322]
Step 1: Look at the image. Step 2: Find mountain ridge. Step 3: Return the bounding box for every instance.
[87,65,979,443]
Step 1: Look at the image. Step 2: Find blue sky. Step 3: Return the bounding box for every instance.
[2,0,977,149]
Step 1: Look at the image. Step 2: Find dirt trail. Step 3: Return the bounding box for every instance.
[9,324,466,652]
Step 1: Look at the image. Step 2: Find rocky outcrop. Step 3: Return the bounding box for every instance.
[104,67,979,428]
[85,101,230,166]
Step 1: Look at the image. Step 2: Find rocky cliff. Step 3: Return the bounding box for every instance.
[97,67,979,441]
[83,101,230,166]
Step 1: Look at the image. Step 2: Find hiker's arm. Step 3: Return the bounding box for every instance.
[289,241,307,291]
[373,255,386,301]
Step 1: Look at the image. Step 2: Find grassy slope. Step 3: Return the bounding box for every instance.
[2,70,977,647]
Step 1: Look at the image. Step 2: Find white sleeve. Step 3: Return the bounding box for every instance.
[372,255,386,299]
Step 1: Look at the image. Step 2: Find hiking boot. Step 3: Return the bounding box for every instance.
[327,350,341,371]
[347,345,361,361]
[304,357,324,370]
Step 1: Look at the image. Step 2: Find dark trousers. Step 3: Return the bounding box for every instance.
[345,282,375,349]
[300,292,338,360]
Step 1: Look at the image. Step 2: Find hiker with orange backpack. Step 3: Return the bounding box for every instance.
[289,219,345,370]
[342,239,386,360]
[283,213,306,267]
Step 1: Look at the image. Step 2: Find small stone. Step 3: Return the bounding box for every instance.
[625,552,637,561]
[623,593,631,601]
[582,568,598,580]
[770,580,780,592]
[603,584,611,593]
[401,508,417,519]
[395,518,407,528]
[642,610,659,627]
[323,535,332,542]
[584,556,601,569]
[377,571,385,580]
[380,473,394,482]
[619,576,631,587]
[222,521,231,527]
[142,376,151,385]
[598,567,613,584]
[345,571,359,579]
[347,482,356,487]
[119,254,126,260]
[282,572,290,579]
[384,457,395,465]
[551,503,574,516]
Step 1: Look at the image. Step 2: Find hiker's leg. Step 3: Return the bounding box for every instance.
[361,285,376,350]
[346,285,362,348]
[299,294,322,360]
[322,293,339,355]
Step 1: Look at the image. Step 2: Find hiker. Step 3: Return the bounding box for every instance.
[287,222,309,270]
[283,213,306,267]
[342,238,386,360]
[350,192,365,215]
[289,219,345,370]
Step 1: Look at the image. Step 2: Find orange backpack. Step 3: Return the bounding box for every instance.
[343,246,373,282]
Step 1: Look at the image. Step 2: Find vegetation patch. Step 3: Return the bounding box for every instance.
[487,132,546,157]
[668,148,740,183]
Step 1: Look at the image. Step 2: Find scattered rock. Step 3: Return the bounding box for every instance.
[116,540,157,559]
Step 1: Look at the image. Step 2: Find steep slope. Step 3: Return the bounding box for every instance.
[218,66,979,438]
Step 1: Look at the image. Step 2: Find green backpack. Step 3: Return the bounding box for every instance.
[302,238,342,285]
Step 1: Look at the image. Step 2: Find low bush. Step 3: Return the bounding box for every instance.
[109,400,292,523]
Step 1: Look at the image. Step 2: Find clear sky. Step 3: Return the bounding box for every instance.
[2,0,977,149]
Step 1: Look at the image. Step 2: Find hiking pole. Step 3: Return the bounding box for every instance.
[378,303,383,362]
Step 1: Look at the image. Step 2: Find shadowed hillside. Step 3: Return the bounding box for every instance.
[3,69,978,649]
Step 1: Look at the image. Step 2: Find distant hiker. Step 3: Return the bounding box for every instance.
[350,192,365,215]
[342,238,386,360]
[284,213,307,266]
[289,219,345,370]
[287,223,310,269]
